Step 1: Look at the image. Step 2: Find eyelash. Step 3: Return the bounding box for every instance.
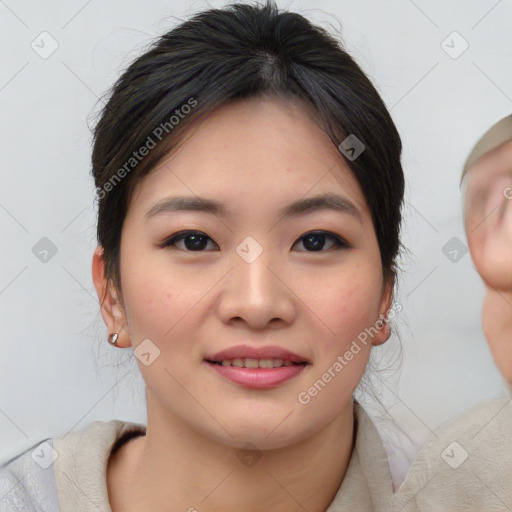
[159,230,349,252]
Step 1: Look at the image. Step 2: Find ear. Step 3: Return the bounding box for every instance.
[372,276,394,347]
[92,246,131,348]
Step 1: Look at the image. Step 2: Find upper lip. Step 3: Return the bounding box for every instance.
[206,345,309,363]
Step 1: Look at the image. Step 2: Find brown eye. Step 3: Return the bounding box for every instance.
[161,231,218,251]
[293,231,349,252]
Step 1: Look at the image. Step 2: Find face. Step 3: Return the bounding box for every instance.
[94,95,392,449]
[463,140,512,291]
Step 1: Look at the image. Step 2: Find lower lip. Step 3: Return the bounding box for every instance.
[204,361,307,389]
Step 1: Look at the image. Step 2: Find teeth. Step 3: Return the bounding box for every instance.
[217,358,302,368]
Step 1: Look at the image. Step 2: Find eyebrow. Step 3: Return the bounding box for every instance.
[144,192,363,223]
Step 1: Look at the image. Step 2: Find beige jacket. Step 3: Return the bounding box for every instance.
[1,389,511,511]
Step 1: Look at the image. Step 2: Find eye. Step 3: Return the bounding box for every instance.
[160,229,349,253]
[160,230,218,251]
[293,231,349,252]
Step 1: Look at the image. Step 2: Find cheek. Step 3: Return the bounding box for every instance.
[467,228,484,269]
[297,262,382,359]
[119,250,205,344]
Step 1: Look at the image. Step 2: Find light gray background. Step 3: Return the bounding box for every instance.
[1,0,511,483]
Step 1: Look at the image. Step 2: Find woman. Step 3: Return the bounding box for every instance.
[1,2,510,511]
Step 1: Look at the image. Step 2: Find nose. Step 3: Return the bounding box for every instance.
[217,248,296,331]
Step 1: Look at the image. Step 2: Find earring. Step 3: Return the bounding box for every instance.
[107,332,119,346]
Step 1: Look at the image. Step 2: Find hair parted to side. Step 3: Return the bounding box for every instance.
[91,0,406,307]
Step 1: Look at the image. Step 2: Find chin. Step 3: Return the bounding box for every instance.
[201,411,319,451]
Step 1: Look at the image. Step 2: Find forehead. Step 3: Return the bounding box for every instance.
[128,95,369,219]
[467,140,512,175]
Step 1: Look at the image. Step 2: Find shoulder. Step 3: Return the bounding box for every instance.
[52,418,146,453]
[392,395,511,510]
[0,419,146,512]
[53,419,146,511]
[0,437,60,511]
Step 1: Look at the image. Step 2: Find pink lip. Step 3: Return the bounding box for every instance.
[204,361,307,389]
[206,344,308,363]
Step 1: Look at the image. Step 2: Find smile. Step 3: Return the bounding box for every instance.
[208,358,304,368]
[204,358,308,389]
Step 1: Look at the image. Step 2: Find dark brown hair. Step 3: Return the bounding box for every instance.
[91,0,405,304]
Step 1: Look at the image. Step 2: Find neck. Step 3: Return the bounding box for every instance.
[107,399,356,512]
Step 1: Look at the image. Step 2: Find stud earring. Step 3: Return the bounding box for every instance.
[107,332,119,346]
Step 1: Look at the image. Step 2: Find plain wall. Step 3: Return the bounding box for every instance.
[1,0,511,482]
